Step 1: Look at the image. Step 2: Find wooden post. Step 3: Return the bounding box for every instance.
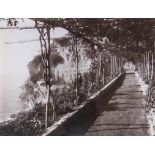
[151,52,154,80]
[46,26,51,128]
[103,65,105,86]
[141,55,144,78]
[112,57,114,78]
[113,57,116,77]
[116,57,118,75]
[110,57,113,81]
[98,52,102,86]
[153,41,155,81]
[118,58,121,73]
[144,52,146,79]
[75,42,79,98]
[151,28,155,81]
[147,52,150,78]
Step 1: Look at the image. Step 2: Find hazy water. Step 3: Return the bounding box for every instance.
[0,27,40,122]
[0,74,25,122]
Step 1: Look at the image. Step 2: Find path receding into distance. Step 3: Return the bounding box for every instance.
[85,71,151,136]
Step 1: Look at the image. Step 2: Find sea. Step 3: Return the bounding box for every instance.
[0,74,25,122]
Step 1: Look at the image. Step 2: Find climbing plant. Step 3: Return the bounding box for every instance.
[3,18,155,123]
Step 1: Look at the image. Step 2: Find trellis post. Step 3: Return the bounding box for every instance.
[35,22,53,128]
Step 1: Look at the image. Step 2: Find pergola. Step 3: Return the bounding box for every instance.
[1,18,155,129]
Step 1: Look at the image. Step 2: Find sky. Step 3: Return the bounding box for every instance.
[0,18,68,85]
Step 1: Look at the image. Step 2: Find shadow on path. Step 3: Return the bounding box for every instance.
[60,74,125,136]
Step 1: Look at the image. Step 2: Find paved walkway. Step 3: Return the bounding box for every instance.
[85,71,151,136]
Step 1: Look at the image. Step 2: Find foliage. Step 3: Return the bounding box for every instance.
[32,18,155,65]
[54,37,71,47]
[0,71,101,135]
[0,104,46,135]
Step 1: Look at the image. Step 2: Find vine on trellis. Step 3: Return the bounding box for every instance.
[35,21,56,128]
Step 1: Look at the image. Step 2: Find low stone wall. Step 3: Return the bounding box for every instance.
[43,73,125,136]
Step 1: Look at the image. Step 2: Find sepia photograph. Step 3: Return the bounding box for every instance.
[0,18,155,136]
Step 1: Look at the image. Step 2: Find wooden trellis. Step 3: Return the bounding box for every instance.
[35,21,55,128]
